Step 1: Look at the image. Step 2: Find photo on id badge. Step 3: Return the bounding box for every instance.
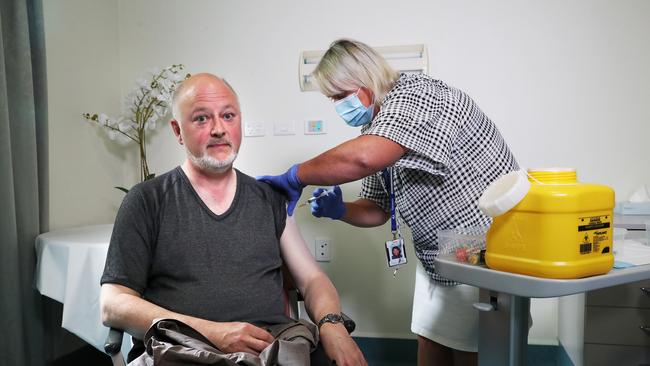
[386,237,407,267]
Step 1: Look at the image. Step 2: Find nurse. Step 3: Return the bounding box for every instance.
[258,38,519,365]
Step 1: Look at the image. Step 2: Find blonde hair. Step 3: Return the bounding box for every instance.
[312,39,399,108]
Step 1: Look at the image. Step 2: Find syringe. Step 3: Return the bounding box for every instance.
[297,188,334,208]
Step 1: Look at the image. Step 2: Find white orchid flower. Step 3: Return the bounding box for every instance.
[83,64,187,186]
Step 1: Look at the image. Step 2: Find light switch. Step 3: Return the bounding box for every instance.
[274,121,295,136]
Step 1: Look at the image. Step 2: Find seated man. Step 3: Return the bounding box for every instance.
[100,73,367,365]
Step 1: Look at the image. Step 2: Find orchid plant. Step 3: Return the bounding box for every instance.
[83,64,189,192]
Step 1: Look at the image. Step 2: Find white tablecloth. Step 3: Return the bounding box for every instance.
[35,224,120,353]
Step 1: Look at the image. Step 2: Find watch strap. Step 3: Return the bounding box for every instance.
[317,313,344,328]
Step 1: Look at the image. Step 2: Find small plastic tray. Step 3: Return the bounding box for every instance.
[615,202,650,215]
[437,227,488,265]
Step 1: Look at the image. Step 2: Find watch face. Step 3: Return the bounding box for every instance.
[327,314,343,322]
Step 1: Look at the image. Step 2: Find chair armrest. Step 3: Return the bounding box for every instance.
[104,327,124,356]
[341,312,356,334]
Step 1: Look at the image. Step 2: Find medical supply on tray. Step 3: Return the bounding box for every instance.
[437,227,488,265]
[614,184,650,215]
[614,238,650,268]
[613,227,627,257]
[479,168,615,279]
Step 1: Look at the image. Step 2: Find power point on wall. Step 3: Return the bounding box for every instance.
[315,237,331,262]
[244,121,266,137]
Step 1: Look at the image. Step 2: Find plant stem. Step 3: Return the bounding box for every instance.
[140,138,149,181]
[100,122,139,143]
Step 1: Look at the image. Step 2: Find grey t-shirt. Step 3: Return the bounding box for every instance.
[101,167,290,325]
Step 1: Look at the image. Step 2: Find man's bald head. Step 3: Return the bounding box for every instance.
[171,73,238,121]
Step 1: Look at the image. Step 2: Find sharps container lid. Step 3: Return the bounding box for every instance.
[478,170,531,217]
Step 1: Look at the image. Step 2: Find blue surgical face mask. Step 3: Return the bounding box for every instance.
[334,90,374,127]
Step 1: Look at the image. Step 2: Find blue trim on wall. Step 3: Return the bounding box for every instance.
[352,337,417,366]
[557,342,575,366]
[528,345,561,366]
[353,337,573,366]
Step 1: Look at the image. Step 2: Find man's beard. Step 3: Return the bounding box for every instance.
[188,149,238,174]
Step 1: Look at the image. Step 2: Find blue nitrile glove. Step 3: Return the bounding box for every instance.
[310,185,346,220]
[256,164,304,216]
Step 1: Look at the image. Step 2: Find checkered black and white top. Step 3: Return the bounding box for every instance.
[360,73,519,285]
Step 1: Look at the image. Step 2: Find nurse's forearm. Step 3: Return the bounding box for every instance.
[297,135,405,186]
[298,142,376,185]
[341,199,390,227]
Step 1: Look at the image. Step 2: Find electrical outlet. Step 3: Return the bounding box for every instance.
[315,237,331,262]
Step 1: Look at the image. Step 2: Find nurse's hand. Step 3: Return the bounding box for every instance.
[257,164,304,216]
[311,186,346,220]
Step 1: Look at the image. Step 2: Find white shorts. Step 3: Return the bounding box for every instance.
[411,263,479,352]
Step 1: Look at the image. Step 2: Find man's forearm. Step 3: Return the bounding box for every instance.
[301,274,342,324]
[302,273,368,365]
[103,291,185,339]
[101,284,209,340]
[101,284,275,354]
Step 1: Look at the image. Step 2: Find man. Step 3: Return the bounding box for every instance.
[100,73,366,365]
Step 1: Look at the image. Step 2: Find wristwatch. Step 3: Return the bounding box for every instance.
[317,313,344,328]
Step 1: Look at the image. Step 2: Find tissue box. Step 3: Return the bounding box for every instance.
[614,202,650,215]
[437,227,488,265]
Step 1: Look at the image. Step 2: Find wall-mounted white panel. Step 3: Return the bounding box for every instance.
[299,44,428,91]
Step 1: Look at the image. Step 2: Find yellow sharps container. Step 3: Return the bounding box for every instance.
[480,168,615,279]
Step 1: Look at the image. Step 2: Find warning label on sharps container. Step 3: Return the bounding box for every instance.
[577,215,611,255]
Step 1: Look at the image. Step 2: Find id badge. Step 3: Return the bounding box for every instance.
[385,237,407,268]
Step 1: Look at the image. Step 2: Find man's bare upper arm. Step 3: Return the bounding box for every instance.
[279,216,325,294]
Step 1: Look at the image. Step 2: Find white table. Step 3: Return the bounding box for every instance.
[35,224,125,353]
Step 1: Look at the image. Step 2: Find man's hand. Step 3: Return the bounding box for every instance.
[310,186,346,220]
[257,164,304,216]
[197,320,275,355]
[319,323,367,366]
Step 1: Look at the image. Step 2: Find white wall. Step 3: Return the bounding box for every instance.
[44,0,124,230]
[44,0,650,342]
